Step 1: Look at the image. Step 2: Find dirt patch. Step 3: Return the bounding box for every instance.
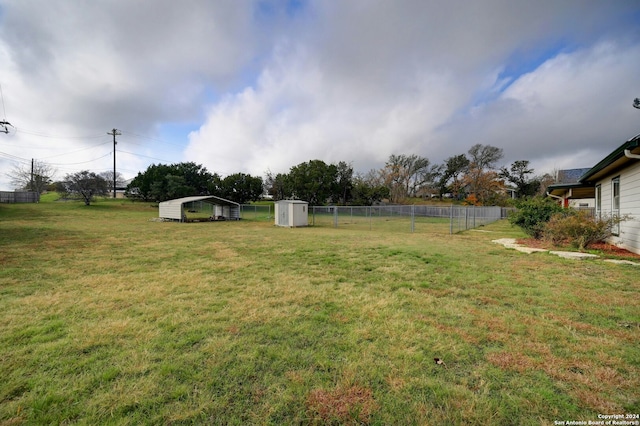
[516,238,640,260]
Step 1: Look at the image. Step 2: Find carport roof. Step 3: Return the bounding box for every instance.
[160,195,239,206]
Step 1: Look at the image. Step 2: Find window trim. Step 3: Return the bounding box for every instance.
[611,176,620,236]
[595,184,601,219]
[612,176,620,210]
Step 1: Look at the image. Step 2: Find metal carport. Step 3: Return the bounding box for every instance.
[158,196,240,222]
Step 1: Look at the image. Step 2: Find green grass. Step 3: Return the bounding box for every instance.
[0,196,638,425]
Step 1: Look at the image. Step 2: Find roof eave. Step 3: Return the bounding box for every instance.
[579,134,640,184]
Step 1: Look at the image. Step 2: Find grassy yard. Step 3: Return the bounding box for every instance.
[0,196,638,425]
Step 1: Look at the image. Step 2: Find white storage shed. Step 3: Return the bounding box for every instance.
[159,195,240,222]
[275,200,309,227]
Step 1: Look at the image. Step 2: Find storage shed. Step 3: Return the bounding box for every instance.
[275,200,309,227]
[159,195,240,222]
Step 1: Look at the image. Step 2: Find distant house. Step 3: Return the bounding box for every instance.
[547,134,640,254]
[546,168,594,208]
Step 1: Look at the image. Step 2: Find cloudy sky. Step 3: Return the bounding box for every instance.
[1,0,639,190]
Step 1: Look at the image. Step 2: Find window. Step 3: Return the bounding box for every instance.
[612,177,620,210]
[595,184,601,219]
[612,177,620,235]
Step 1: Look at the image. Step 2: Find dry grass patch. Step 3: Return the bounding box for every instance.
[306,385,378,424]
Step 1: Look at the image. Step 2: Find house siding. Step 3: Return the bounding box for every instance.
[597,161,640,254]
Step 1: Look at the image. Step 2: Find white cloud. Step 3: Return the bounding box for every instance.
[444,40,640,173]
[1,0,640,190]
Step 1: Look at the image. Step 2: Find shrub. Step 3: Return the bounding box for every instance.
[508,197,565,238]
[543,210,626,250]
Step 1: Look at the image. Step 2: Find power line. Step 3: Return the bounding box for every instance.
[119,129,186,148]
[39,141,111,159]
[47,152,112,166]
[118,149,173,164]
[12,127,105,139]
[0,150,30,164]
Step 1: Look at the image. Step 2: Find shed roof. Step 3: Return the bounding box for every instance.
[276,199,308,204]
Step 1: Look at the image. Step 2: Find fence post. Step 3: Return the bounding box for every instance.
[333,206,338,228]
[449,205,453,234]
[411,205,415,233]
[473,205,476,228]
[465,207,469,231]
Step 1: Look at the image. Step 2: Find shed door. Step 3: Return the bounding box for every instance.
[280,204,289,226]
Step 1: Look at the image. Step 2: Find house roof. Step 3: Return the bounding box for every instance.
[159,195,239,206]
[546,168,594,199]
[555,168,592,184]
[546,133,640,200]
[578,133,640,184]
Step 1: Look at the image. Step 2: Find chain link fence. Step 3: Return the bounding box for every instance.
[310,205,507,234]
[0,191,40,203]
[241,204,510,234]
[240,204,274,221]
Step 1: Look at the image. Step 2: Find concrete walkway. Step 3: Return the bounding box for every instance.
[491,238,640,265]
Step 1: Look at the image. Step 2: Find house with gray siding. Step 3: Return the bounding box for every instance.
[548,133,640,254]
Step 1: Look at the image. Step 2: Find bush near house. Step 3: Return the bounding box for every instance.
[508,197,565,238]
[543,210,627,250]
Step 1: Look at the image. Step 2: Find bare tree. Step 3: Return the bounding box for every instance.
[61,170,108,205]
[99,171,126,194]
[381,154,436,202]
[465,144,504,204]
[7,160,56,193]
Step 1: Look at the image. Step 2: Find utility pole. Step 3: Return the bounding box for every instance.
[30,158,34,191]
[107,128,121,198]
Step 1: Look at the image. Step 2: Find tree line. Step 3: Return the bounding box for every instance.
[7,143,554,206]
[265,144,553,206]
[125,162,263,204]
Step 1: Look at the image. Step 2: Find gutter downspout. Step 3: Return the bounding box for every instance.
[546,192,567,208]
[546,192,562,201]
[624,149,640,160]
